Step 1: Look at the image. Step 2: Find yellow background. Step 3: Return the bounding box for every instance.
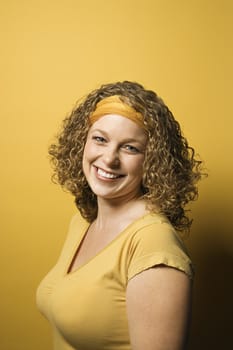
[1,1,232,349]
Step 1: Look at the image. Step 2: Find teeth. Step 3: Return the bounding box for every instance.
[97,168,119,179]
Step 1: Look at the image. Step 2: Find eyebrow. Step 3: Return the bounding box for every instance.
[89,128,147,145]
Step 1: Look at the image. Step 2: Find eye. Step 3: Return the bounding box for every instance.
[122,144,140,153]
[92,136,106,143]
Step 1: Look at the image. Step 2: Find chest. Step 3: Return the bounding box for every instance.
[40,240,131,349]
[68,224,126,273]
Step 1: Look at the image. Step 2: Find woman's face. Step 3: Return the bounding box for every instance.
[82,114,147,203]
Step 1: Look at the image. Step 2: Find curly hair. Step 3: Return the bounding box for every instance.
[49,81,204,232]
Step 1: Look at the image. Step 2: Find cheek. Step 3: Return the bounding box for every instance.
[128,156,145,175]
[83,141,94,160]
[82,141,98,171]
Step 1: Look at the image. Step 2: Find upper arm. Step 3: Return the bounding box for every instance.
[126,266,192,350]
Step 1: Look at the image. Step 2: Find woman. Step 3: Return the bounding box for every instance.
[37,81,203,350]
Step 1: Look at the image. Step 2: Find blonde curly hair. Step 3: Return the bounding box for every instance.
[49,81,204,232]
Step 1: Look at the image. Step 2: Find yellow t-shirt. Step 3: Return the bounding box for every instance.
[36,211,193,350]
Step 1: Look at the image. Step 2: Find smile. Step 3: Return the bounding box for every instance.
[97,167,123,179]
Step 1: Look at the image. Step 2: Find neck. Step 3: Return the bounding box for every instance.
[95,195,148,230]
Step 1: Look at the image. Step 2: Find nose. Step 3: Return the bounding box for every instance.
[102,146,120,168]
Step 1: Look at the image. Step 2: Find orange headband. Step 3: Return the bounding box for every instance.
[89,95,145,129]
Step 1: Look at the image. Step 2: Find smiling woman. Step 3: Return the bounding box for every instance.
[36,81,204,350]
[82,114,147,202]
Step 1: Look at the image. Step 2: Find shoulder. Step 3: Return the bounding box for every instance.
[69,210,89,229]
[126,213,194,280]
[128,213,188,255]
[57,211,89,259]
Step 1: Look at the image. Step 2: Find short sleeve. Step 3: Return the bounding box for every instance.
[127,222,194,281]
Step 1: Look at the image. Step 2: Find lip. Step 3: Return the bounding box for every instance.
[94,166,124,180]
